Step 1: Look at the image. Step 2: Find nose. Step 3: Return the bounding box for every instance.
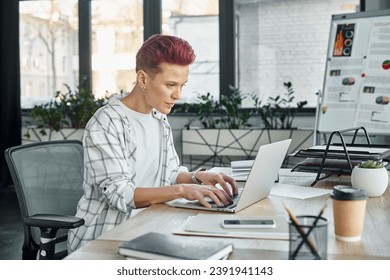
[171,87,181,100]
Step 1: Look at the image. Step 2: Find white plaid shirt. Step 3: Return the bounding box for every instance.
[67,94,187,253]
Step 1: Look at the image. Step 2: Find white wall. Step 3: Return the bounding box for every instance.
[236,0,359,108]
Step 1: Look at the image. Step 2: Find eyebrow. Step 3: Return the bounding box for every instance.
[166,80,188,85]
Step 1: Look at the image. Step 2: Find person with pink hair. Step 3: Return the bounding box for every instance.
[67,34,238,252]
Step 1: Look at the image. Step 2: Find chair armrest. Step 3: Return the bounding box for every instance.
[24,214,85,260]
[24,214,84,229]
[55,233,69,243]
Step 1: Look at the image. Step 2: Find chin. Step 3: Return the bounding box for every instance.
[155,107,171,115]
[163,109,172,115]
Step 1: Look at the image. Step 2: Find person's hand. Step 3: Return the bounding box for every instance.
[179,184,234,208]
[196,171,238,198]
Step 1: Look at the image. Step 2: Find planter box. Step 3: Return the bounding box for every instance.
[22,126,85,144]
[182,128,314,169]
[183,129,264,158]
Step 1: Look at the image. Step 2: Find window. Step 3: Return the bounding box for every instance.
[19,0,362,109]
[19,0,79,108]
[91,0,143,98]
[162,0,219,104]
[236,0,360,108]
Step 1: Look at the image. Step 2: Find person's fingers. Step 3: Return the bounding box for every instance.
[206,185,231,205]
[217,184,234,203]
[199,189,224,207]
[212,173,238,198]
[183,184,233,207]
[219,189,233,204]
[221,174,239,196]
[216,180,232,197]
[196,196,212,208]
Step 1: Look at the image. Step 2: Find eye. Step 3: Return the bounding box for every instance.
[167,84,174,88]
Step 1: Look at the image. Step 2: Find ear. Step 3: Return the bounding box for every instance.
[137,70,147,88]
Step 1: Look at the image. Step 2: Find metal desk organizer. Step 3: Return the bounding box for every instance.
[291,127,390,186]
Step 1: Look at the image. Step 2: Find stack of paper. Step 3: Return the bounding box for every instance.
[231,160,254,181]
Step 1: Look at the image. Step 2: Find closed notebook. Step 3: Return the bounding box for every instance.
[118,232,234,260]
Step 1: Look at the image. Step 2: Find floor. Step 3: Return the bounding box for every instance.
[0,185,24,260]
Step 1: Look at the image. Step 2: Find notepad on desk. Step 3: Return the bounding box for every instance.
[172,214,289,240]
[118,232,233,260]
[270,183,332,199]
[231,160,254,181]
[210,160,254,181]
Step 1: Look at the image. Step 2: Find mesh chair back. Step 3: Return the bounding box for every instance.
[5,140,84,249]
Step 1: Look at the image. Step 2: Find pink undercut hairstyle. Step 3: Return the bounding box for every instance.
[135,34,196,75]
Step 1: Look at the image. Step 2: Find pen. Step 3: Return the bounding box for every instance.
[283,203,321,259]
[291,202,327,259]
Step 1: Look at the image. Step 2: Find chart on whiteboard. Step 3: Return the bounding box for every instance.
[318,10,390,134]
[355,19,390,131]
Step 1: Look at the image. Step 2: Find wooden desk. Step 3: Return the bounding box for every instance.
[65,171,390,260]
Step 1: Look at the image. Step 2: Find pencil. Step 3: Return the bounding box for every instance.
[283,203,321,259]
[291,202,327,259]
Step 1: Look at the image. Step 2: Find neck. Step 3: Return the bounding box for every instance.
[121,89,152,114]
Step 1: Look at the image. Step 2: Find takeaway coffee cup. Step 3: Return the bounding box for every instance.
[331,185,368,242]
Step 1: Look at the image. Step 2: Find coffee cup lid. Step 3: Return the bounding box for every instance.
[330,185,368,201]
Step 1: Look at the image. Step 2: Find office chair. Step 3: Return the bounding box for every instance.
[4,140,85,260]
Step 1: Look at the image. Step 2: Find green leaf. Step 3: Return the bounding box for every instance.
[28,82,108,135]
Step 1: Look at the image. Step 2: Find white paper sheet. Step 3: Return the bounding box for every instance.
[270,183,332,199]
[172,214,289,240]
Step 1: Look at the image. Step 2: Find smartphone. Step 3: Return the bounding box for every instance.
[222,219,276,229]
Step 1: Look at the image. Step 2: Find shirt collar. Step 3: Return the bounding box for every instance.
[108,93,170,126]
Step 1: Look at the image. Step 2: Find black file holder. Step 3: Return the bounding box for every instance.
[291,127,390,186]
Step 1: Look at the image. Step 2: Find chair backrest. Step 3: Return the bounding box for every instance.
[4,140,84,254]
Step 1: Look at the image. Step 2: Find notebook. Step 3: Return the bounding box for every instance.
[231,160,254,181]
[118,232,233,260]
[167,139,292,213]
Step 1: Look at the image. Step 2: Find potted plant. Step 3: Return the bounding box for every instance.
[24,83,108,141]
[250,81,312,154]
[174,83,312,169]
[351,160,389,197]
[174,86,261,169]
[252,81,308,129]
[177,92,222,129]
[219,86,252,129]
[176,86,252,130]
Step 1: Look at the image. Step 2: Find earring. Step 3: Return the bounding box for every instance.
[138,82,145,92]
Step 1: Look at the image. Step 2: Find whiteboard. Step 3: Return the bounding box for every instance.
[317,9,390,134]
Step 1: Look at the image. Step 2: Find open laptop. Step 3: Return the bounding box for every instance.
[167,139,292,213]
